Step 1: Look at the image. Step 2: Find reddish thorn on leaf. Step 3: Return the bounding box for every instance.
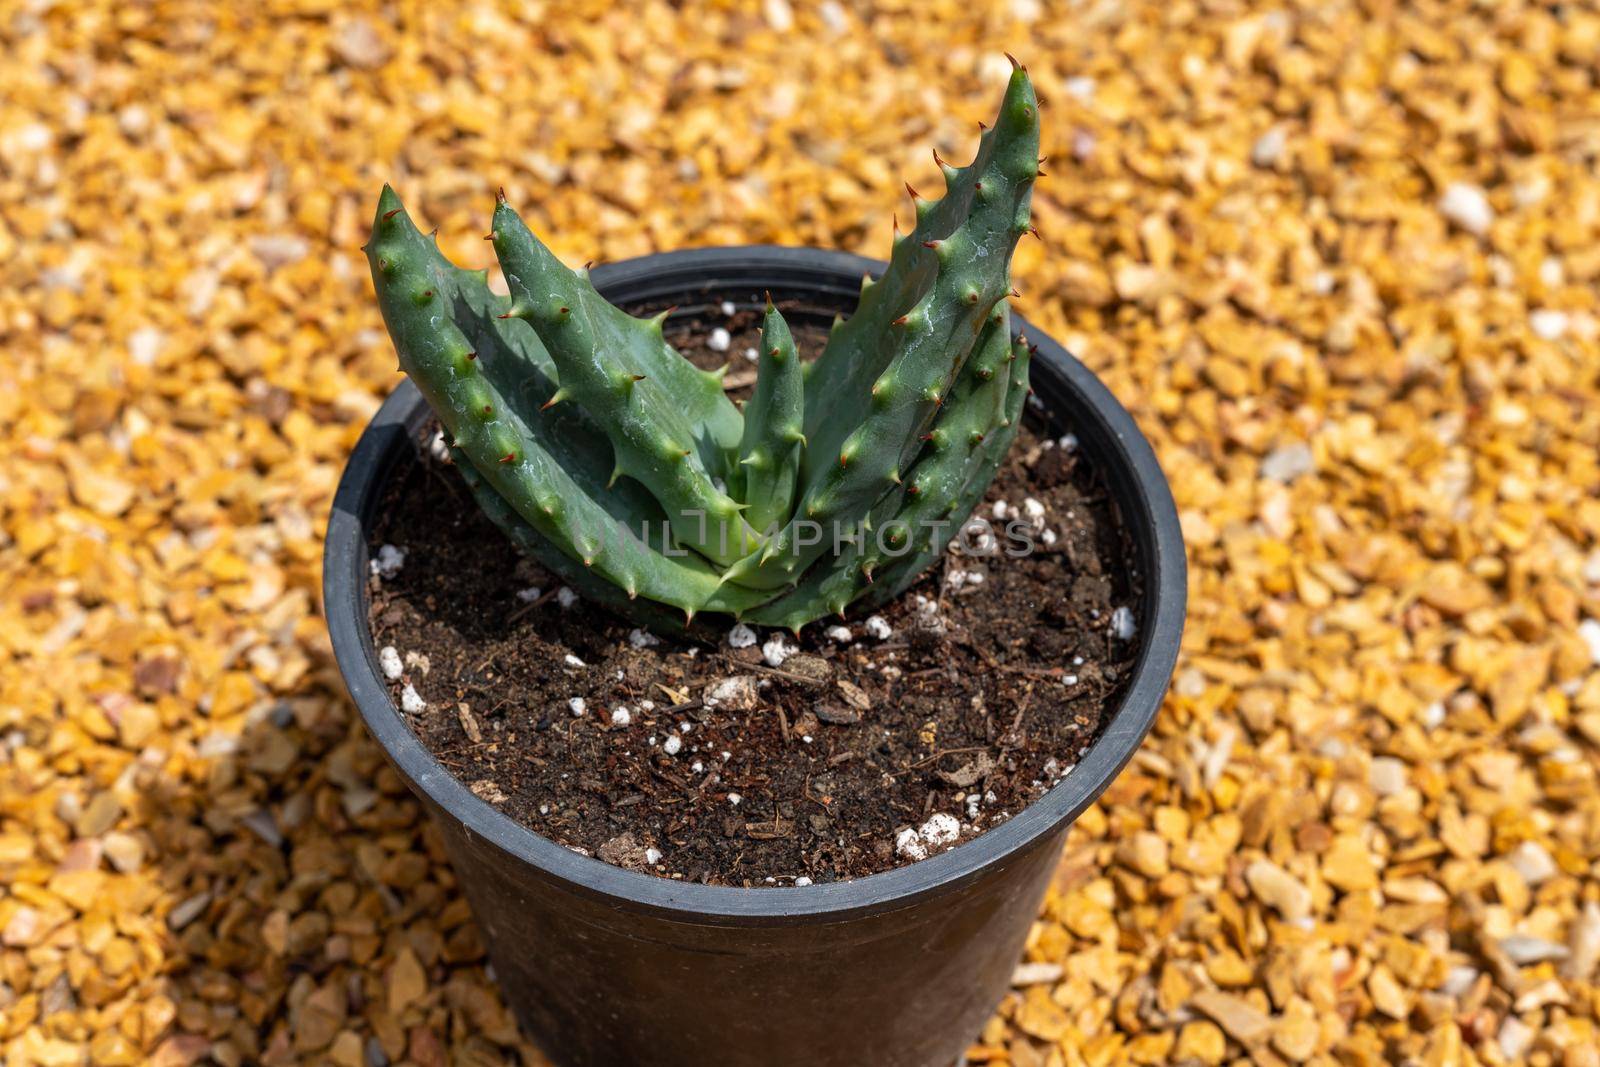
[1010,288,1022,299]
[583,260,594,271]
[483,231,497,241]
[891,314,909,326]
[382,208,401,221]
[892,213,901,235]
[904,181,922,201]
[482,404,492,414]
[465,351,478,360]
[978,119,989,131]
[558,306,570,315]
[496,187,507,203]
[631,374,647,382]
[499,452,516,464]
[907,484,921,496]
[1004,52,1022,71]
[1028,226,1041,240]
[496,311,516,319]
[922,240,940,249]
[539,396,560,411]
[932,147,946,167]
[918,433,933,442]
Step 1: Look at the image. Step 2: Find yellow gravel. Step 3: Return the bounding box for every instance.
[3,1,1600,1064]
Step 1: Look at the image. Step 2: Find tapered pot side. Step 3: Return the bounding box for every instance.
[323,246,1186,1067]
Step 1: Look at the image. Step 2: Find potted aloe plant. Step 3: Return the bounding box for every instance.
[325,63,1185,1067]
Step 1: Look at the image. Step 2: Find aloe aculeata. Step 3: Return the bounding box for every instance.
[365,63,1040,632]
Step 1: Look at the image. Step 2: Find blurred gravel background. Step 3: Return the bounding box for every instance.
[3,1,1600,1064]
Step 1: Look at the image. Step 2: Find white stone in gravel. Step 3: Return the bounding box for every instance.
[128,326,164,366]
[720,300,737,316]
[1440,181,1493,236]
[708,327,731,352]
[1011,962,1065,986]
[743,346,759,363]
[991,500,1010,520]
[370,544,407,578]
[1058,433,1078,451]
[1498,1017,1533,1062]
[556,587,578,609]
[1369,757,1408,796]
[1063,75,1094,100]
[794,876,813,887]
[1509,841,1557,886]
[378,646,403,681]
[562,654,586,668]
[400,685,426,713]
[1110,605,1137,640]
[727,793,742,805]
[1440,966,1479,998]
[568,697,587,716]
[1251,125,1287,168]
[1499,935,1569,965]
[645,847,662,865]
[1040,528,1057,546]
[610,706,631,726]
[663,734,683,755]
[727,623,758,648]
[628,628,661,649]
[1530,308,1569,340]
[1577,618,1600,664]
[1565,901,1600,981]
[762,633,795,667]
[516,586,543,603]
[1022,497,1046,522]
[864,615,893,640]
[1261,442,1314,483]
[825,625,852,643]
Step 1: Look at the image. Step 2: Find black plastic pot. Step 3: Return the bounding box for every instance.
[324,246,1185,1067]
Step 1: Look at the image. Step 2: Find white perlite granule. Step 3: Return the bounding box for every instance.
[377,646,403,680]
[825,625,852,643]
[370,544,407,579]
[400,685,426,713]
[1109,605,1137,641]
[864,615,892,640]
[556,587,578,609]
[662,734,683,756]
[568,697,587,716]
[708,327,731,352]
[610,706,631,726]
[628,628,660,649]
[726,623,757,648]
[896,813,963,861]
[762,633,795,667]
[562,653,586,668]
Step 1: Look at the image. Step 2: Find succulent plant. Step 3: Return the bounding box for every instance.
[365,64,1039,633]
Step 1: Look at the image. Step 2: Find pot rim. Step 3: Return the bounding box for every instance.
[324,244,1185,925]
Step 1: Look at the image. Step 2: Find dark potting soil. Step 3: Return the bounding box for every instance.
[365,304,1143,886]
